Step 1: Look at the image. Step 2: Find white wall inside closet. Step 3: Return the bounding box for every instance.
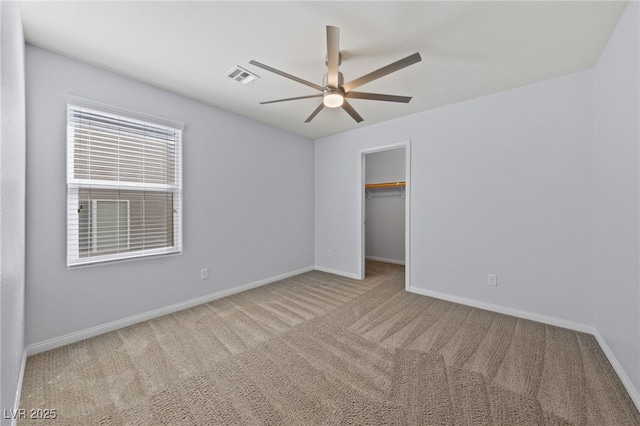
[364,147,406,264]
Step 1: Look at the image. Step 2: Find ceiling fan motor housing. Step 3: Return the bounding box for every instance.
[323,72,344,88]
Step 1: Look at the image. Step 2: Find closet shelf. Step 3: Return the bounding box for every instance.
[364,181,406,189]
[365,181,406,200]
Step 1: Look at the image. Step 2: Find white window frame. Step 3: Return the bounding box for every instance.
[66,96,184,267]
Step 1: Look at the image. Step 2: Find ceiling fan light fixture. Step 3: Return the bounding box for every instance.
[323,90,344,108]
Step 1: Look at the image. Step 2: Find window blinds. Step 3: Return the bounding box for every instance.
[67,104,183,266]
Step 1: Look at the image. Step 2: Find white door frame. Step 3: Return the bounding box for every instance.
[359,140,411,290]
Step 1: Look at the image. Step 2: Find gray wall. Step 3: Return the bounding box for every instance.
[315,69,594,325]
[0,1,26,423]
[25,46,315,346]
[593,1,640,403]
[364,148,405,264]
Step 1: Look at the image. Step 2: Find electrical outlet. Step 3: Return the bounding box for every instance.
[488,274,497,286]
[200,268,209,280]
[328,249,332,257]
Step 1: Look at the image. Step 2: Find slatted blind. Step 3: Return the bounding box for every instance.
[67,103,183,266]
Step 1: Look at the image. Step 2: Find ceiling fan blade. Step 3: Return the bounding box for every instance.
[304,103,325,123]
[326,26,340,88]
[342,52,422,92]
[260,94,323,105]
[341,100,363,123]
[249,60,324,92]
[345,91,412,103]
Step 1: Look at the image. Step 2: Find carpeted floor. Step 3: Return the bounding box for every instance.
[19,261,640,425]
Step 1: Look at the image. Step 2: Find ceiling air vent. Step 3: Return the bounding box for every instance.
[225,66,259,85]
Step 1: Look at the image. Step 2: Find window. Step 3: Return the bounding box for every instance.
[79,199,130,254]
[67,100,183,266]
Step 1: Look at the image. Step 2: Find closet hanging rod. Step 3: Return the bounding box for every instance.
[364,181,406,189]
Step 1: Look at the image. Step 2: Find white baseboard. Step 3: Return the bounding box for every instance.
[407,285,640,412]
[11,349,28,426]
[365,256,405,265]
[26,266,314,355]
[314,265,360,280]
[592,331,640,411]
[407,285,594,334]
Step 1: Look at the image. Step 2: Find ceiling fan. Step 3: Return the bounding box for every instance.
[249,26,422,124]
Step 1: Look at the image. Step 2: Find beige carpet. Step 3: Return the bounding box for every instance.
[19,262,640,425]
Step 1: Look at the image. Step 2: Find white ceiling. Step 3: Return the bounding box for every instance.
[20,1,627,140]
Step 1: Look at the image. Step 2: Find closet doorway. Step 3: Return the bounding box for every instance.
[360,142,410,289]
